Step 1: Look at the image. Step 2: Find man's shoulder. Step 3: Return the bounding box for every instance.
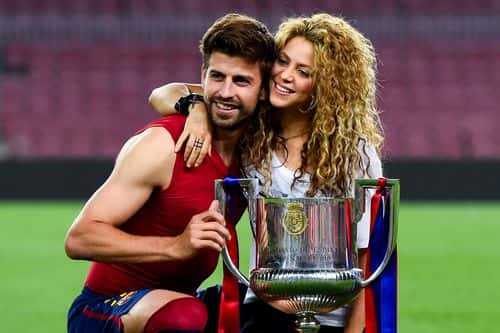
[136,115,187,141]
[115,126,176,187]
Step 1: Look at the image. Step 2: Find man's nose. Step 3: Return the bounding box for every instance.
[219,79,235,98]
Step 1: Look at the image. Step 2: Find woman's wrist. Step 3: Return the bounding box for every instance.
[174,93,205,115]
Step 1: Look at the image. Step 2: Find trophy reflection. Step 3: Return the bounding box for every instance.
[216,178,399,333]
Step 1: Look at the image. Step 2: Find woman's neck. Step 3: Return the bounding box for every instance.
[275,108,312,171]
[277,108,311,140]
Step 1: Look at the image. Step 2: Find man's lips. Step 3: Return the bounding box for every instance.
[215,102,237,110]
[213,101,239,115]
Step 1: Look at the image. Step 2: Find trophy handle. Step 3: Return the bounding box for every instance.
[215,178,257,287]
[222,244,249,286]
[354,178,400,288]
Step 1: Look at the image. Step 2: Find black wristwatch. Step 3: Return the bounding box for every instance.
[174,93,205,116]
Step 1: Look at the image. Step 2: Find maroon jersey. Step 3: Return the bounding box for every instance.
[84,115,240,296]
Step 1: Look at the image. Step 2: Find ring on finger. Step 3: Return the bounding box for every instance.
[193,138,203,150]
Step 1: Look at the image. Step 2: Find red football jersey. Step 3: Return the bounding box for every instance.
[84,115,241,296]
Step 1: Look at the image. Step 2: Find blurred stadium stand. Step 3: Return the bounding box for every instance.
[0,1,499,199]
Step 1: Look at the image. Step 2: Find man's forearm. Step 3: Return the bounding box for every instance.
[65,220,179,263]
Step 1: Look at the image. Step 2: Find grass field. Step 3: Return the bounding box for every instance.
[1,201,499,332]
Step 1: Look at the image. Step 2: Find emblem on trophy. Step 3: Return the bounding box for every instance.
[283,202,308,235]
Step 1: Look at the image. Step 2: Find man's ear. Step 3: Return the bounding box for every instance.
[201,65,207,87]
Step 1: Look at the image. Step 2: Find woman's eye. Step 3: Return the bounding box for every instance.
[299,69,311,77]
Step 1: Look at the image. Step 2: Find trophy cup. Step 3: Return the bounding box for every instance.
[216,178,399,333]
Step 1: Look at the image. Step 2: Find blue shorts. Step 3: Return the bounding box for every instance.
[67,287,153,333]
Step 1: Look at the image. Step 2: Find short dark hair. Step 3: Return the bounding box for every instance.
[200,13,276,86]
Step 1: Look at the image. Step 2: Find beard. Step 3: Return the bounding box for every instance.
[207,100,256,131]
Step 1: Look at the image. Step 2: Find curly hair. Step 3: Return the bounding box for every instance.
[243,13,384,196]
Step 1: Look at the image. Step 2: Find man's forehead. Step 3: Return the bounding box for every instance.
[206,52,262,80]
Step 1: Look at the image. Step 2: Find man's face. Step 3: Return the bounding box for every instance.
[202,52,264,130]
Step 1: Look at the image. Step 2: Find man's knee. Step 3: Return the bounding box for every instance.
[144,297,208,333]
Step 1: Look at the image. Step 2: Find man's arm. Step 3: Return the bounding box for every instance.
[148,83,202,116]
[64,127,229,263]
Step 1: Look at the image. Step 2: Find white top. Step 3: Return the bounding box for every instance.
[244,144,382,327]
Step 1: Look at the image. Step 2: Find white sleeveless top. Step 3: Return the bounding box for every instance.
[244,145,382,327]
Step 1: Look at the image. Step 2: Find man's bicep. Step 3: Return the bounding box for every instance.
[79,174,154,227]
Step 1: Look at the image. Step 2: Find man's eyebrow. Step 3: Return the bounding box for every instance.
[233,74,254,83]
[209,69,224,76]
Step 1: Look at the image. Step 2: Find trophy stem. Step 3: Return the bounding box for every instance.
[295,312,320,333]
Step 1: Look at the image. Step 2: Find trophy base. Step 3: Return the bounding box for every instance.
[250,268,363,314]
[295,312,320,333]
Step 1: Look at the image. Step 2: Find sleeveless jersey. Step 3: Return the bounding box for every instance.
[84,115,240,296]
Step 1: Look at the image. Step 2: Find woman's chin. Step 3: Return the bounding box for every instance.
[270,95,291,109]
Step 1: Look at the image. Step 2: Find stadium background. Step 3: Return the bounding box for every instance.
[0,1,499,332]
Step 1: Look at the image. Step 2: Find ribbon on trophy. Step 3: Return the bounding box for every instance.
[365,177,398,333]
[217,177,247,333]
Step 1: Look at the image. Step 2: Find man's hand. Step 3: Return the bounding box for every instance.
[171,200,230,260]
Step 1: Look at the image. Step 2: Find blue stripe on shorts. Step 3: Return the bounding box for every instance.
[67,287,153,333]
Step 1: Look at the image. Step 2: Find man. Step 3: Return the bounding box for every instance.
[64,13,275,333]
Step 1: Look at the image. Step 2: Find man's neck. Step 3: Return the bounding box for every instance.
[212,127,245,166]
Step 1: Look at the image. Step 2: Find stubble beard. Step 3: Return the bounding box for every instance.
[208,102,254,132]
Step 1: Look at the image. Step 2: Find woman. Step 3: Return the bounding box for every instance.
[149,13,383,333]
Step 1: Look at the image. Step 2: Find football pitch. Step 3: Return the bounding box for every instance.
[0,201,498,332]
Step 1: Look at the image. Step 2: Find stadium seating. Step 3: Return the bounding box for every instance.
[0,1,499,159]
[3,37,498,159]
[0,41,200,157]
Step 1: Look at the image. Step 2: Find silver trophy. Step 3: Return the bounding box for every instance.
[216,178,399,333]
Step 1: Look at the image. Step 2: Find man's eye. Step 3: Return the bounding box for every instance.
[277,57,287,65]
[210,73,223,80]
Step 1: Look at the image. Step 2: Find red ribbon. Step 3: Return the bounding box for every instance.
[217,221,240,333]
[345,199,353,262]
[365,177,387,333]
[365,177,398,333]
[217,178,244,333]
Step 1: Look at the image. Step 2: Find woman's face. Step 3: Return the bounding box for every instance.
[269,36,315,111]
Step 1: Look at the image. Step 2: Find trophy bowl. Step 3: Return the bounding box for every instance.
[250,268,363,313]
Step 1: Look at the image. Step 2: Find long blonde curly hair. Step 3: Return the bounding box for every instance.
[243,13,384,196]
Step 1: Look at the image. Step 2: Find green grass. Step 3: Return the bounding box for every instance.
[0,201,499,332]
[397,203,500,332]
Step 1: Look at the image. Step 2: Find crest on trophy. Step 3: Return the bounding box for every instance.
[282,202,308,235]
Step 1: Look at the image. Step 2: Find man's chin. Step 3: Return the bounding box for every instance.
[213,120,245,131]
[211,116,248,131]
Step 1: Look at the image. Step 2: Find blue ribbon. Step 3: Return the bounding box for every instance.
[222,177,248,226]
[369,192,398,333]
[218,177,250,333]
